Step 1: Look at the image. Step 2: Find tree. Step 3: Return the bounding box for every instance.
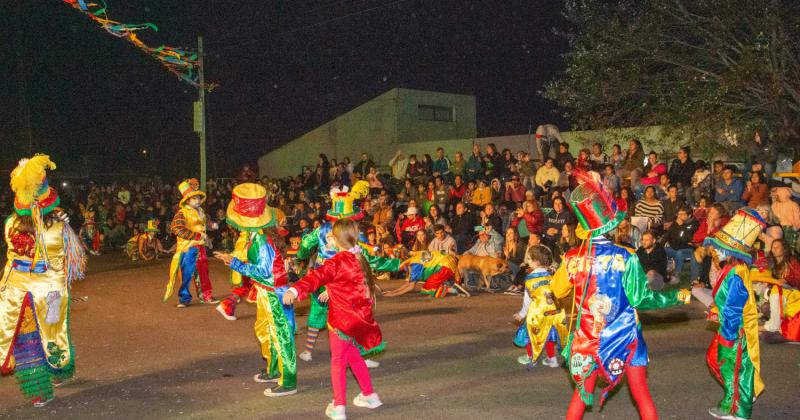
[544,0,800,156]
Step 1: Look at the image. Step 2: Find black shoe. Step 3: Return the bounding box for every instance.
[253,369,280,383]
[264,385,297,397]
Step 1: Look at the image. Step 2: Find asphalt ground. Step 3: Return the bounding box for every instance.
[0,253,797,419]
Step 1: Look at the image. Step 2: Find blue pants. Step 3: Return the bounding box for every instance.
[178,247,199,304]
[665,247,695,278]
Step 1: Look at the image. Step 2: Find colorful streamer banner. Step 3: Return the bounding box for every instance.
[62,0,216,90]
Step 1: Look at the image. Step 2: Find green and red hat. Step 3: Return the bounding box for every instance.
[568,170,626,237]
[326,180,370,221]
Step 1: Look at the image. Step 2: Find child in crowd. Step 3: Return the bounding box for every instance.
[283,219,383,420]
[513,245,567,369]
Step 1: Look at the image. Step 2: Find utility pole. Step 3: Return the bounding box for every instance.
[197,36,207,191]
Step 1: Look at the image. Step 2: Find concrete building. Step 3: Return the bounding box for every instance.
[258,88,477,178]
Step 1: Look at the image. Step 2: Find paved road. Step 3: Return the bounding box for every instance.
[0,255,797,419]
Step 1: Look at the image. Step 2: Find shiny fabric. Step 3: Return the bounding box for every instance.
[1,215,72,376]
[552,236,684,406]
[780,286,800,341]
[293,252,383,352]
[707,263,763,418]
[517,271,567,361]
[164,207,208,302]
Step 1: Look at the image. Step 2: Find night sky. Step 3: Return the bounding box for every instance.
[0,1,568,178]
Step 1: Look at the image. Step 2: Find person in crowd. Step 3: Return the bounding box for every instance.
[366,167,382,196]
[411,230,430,252]
[372,191,393,230]
[543,197,572,247]
[691,203,730,287]
[490,178,504,205]
[742,171,769,208]
[429,224,457,255]
[637,230,670,290]
[602,164,621,197]
[663,205,699,280]
[353,153,374,178]
[464,225,503,258]
[432,147,452,182]
[633,186,665,232]
[466,143,484,181]
[661,185,684,231]
[450,151,466,179]
[427,204,447,228]
[689,160,712,205]
[432,176,449,212]
[451,202,476,253]
[771,186,800,254]
[640,151,667,188]
[668,146,694,192]
[503,227,527,292]
[505,175,527,207]
[471,179,492,211]
[610,143,625,172]
[555,142,574,169]
[553,223,579,262]
[619,139,645,188]
[589,143,608,172]
[388,150,408,180]
[557,161,576,193]
[448,175,467,210]
[420,154,434,179]
[395,207,426,249]
[715,166,745,214]
[127,220,170,261]
[748,128,776,179]
[574,148,592,172]
[482,203,505,236]
[535,158,560,199]
[510,200,545,242]
[518,152,537,191]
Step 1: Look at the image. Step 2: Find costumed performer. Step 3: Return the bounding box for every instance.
[283,218,384,420]
[0,155,86,407]
[164,178,218,307]
[550,171,691,420]
[213,183,297,397]
[125,220,168,261]
[513,245,567,369]
[78,208,101,255]
[703,208,765,420]
[294,181,400,365]
[383,250,467,298]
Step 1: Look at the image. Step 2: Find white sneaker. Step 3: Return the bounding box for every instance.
[216,304,237,321]
[542,356,560,368]
[298,350,312,362]
[517,355,533,365]
[364,359,380,368]
[353,392,382,409]
[326,402,346,420]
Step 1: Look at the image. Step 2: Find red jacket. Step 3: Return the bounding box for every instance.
[292,251,382,351]
[449,184,467,203]
[511,210,544,234]
[504,183,527,204]
[395,215,426,242]
[692,216,730,246]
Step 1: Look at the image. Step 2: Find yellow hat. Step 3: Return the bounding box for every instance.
[10,155,60,216]
[178,178,206,206]
[703,208,766,264]
[226,183,275,231]
[145,219,160,232]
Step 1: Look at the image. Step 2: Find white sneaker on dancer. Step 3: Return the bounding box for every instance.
[517,355,533,365]
[542,356,560,368]
[364,359,380,368]
[326,402,346,420]
[353,392,383,409]
[298,350,312,362]
[216,304,237,321]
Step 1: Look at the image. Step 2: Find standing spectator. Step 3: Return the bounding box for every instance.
[450,151,466,179]
[388,150,408,180]
[451,202,476,253]
[589,143,608,171]
[633,186,665,232]
[637,231,669,290]
[466,143,484,181]
[748,128,776,179]
[602,164,621,197]
[661,185,684,230]
[742,171,769,208]
[668,146,695,193]
[317,154,331,188]
[510,200,544,241]
[715,166,744,213]
[504,175,527,207]
[555,142,574,169]
[535,158,560,199]
[429,224,457,255]
[663,205,699,280]
[354,152,374,177]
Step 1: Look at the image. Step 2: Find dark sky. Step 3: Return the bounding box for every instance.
[0,0,568,178]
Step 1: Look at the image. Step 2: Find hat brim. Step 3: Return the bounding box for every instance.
[227,202,275,231]
[325,210,364,221]
[180,190,206,207]
[703,236,753,264]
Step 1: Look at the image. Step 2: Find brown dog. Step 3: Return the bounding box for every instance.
[457,254,511,289]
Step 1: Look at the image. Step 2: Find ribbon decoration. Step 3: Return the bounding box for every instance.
[61,0,216,90]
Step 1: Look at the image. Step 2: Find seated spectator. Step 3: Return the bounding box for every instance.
[761,239,800,338]
[637,230,669,290]
[691,203,730,286]
[395,206,426,248]
[490,178,504,205]
[389,150,409,180]
[602,164,621,197]
[663,205,699,280]
[534,158,560,198]
[553,223,579,262]
[557,161,576,193]
[614,218,642,249]
[772,186,800,253]
[429,224,457,255]
[432,147,452,181]
[542,197,572,247]
[503,227,527,293]
[411,230,430,252]
[668,146,695,192]
[689,160,712,205]
[715,165,744,213]
[518,153,537,190]
[406,154,427,184]
[575,148,592,172]
[451,151,466,179]
[555,142,574,169]
[366,166,382,195]
[428,204,447,228]
[619,139,645,187]
[505,175,527,207]
[372,191,394,229]
[633,186,664,232]
[661,185,685,230]
[510,200,544,241]
[589,143,608,172]
[471,179,492,211]
[609,143,625,172]
[433,177,449,212]
[466,144,484,181]
[640,151,667,186]
[451,202,477,253]
[481,203,504,235]
[465,225,503,258]
[742,171,769,208]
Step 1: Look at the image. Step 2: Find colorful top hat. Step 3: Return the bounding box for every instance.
[10,155,60,216]
[178,178,206,207]
[703,207,766,264]
[326,180,370,221]
[144,220,160,233]
[568,170,626,237]
[226,183,276,231]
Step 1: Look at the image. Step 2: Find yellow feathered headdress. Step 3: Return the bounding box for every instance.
[10,154,60,216]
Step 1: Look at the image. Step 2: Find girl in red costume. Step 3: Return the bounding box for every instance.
[283,218,383,420]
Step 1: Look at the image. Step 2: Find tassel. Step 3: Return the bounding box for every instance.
[62,223,87,287]
[30,206,50,269]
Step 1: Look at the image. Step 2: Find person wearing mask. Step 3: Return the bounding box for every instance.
[663,206,699,281]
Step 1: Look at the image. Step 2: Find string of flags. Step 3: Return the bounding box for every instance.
[61,0,216,90]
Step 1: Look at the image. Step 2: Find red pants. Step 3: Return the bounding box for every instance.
[566,366,656,420]
[219,276,254,317]
[422,268,455,291]
[329,330,374,406]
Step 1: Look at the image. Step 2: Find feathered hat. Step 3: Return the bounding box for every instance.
[568,170,626,237]
[178,178,206,206]
[10,154,60,216]
[326,180,370,221]
[703,207,765,264]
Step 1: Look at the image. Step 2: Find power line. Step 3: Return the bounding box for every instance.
[211,0,409,52]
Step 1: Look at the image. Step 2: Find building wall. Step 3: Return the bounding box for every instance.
[394,89,476,143]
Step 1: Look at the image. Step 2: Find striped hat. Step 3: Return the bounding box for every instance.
[178,178,206,206]
[703,208,765,264]
[569,170,626,237]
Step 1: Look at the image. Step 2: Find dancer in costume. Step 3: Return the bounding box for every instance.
[513,245,567,369]
[383,250,467,298]
[550,171,690,420]
[164,179,218,307]
[125,220,169,261]
[295,181,399,365]
[0,155,86,407]
[703,208,765,420]
[78,209,102,255]
[213,183,297,397]
[283,218,384,420]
